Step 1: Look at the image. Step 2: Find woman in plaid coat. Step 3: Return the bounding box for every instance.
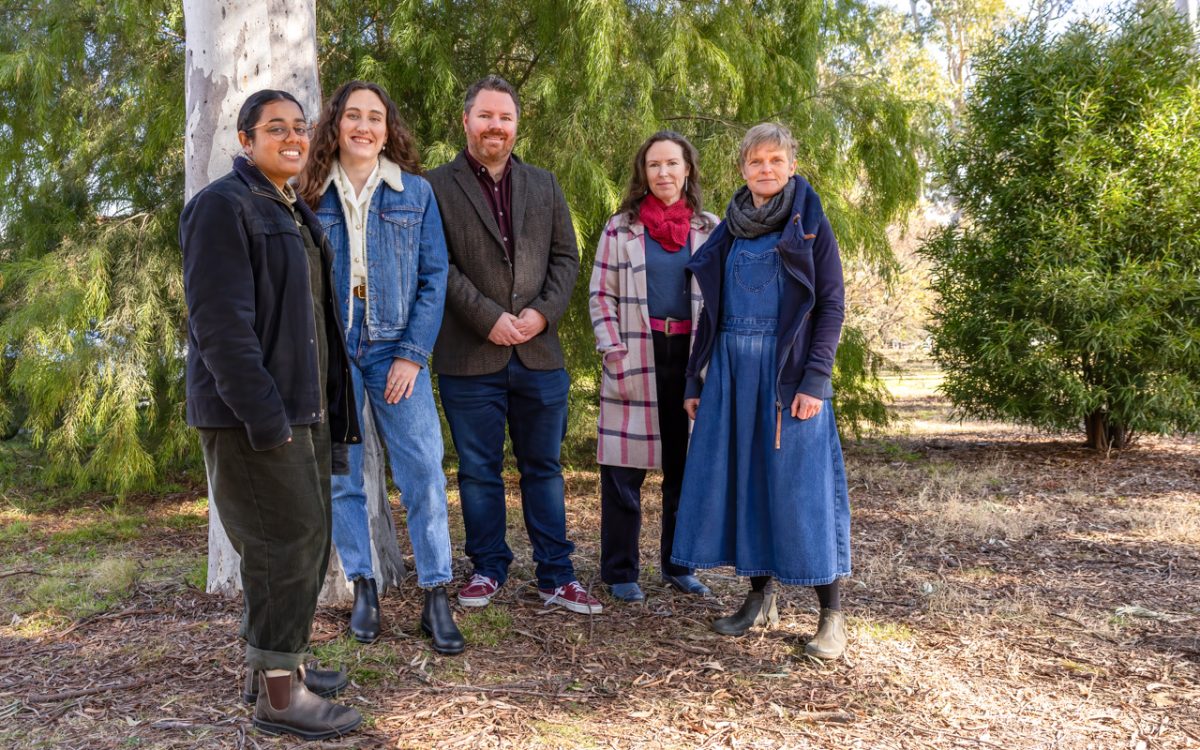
[588,131,719,602]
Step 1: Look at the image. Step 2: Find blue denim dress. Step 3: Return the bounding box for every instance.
[672,232,851,585]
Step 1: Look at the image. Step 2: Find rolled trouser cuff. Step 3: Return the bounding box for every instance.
[245,644,307,672]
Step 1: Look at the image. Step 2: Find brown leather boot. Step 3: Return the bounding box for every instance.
[253,667,362,740]
[242,665,348,704]
[804,608,847,660]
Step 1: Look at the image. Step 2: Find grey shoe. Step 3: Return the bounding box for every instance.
[609,582,645,602]
[253,668,362,740]
[711,591,779,636]
[804,608,847,660]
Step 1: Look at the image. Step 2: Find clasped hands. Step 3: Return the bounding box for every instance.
[487,308,547,347]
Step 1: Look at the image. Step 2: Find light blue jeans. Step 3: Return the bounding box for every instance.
[331,298,453,588]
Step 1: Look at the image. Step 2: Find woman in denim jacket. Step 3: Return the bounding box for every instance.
[298,81,463,654]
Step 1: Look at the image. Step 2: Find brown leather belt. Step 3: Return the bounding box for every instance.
[649,317,691,336]
[352,283,367,299]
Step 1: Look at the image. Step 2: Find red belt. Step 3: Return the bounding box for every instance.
[649,317,691,336]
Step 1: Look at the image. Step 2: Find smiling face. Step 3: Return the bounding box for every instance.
[740,143,796,207]
[239,99,309,188]
[337,88,387,168]
[462,88,518,169]
[644,139,689,206]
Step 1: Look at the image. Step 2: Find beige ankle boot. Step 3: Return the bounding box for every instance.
[804,608,847,660]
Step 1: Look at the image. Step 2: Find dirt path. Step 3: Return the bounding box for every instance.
[1,392,1197,748]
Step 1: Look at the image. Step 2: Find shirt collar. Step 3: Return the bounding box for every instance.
[463,148,511,182]
[276,181,298,205]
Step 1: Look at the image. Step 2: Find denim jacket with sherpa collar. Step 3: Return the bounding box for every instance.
[684,174,845,405]
[315,159,448,366]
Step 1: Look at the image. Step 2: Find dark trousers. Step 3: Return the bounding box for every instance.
[439,357,576,589]
[600,330,692,583]
[199,423,332,671]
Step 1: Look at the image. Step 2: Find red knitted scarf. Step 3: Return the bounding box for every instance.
[639,194,693,252]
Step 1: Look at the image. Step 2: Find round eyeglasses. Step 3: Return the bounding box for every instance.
[247,122,312,140]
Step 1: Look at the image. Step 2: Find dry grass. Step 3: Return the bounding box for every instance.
[1,376,1198,749]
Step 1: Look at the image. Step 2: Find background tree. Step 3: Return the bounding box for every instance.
[0,0,190,491]
[907,0,1011,117]
[922,0,1200,451]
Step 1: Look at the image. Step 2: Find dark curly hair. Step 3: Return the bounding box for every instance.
[298,81,422,208]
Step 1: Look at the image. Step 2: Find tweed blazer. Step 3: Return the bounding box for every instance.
[588,210,718,468]
[426,152,580,376]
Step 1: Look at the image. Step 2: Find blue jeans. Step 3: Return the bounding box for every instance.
[331,299,453,588]
[439,356,576,589]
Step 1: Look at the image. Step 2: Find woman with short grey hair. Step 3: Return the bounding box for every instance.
[671,122,853,659]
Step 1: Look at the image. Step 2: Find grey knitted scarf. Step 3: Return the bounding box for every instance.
[725,179,795,239]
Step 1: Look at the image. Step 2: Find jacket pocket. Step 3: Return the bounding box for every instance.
[600,353,646,404]
[246,217,302,240]
[315,209,343,233]
[380,207,422,251]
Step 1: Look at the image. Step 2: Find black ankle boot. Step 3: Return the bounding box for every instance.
[711,590,779,636]
[350,578,380,643]
[421,586,465,655]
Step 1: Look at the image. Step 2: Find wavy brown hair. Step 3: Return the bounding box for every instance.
[298,80,422,208]
[615,130,713,230]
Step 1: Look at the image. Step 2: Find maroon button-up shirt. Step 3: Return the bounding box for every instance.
[463,149,514,264]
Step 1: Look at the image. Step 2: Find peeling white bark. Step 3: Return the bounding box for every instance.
[184,0,404,605]
[1177,0,1197,28]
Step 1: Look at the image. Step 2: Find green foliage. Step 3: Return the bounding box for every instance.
[832,325,893,436]
[0,0,923,491]
[0,1,192,492]
[922,1,1200,447]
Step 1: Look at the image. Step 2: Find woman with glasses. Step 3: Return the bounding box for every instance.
[588,131,718,602]
[297,81,463,654]
[181,89,362,739]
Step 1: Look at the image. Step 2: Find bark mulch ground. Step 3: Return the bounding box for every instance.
[1,392,1197,749]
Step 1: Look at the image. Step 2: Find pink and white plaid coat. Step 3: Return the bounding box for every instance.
[588,211,718,468]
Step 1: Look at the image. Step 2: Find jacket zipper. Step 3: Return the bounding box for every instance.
[774,215,815,450]
[259,185,330,431]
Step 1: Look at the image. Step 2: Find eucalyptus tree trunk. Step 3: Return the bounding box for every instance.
[1177,0,1197,29]
[183,0,404,606]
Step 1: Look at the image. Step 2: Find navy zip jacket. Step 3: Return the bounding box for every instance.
[181,157,361,456]
[684,175,845,405]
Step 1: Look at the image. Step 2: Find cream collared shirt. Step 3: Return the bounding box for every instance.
[323,158,406,328]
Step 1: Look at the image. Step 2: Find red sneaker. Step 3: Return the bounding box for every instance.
[457,573,499,607]
[539,581,603,615]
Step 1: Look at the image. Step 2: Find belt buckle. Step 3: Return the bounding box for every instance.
[663,316,687,336]
[352,283,366,299]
